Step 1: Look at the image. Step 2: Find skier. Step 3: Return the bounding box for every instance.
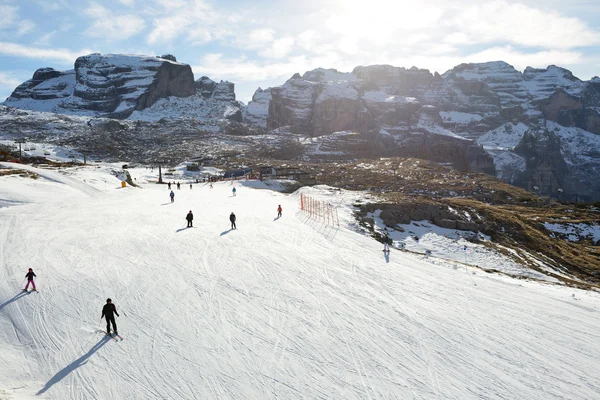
[177,182,181,190]
[209,182,213,189]
[23,268,36,291]
[170,190,175,203]
[230,212,237,230]
[186,210,194,228]
[277,205,282,218]
[232,187,236,196]
[383,232,391,252]
[101,298,120,335]
[167,182,171,190]
[190,183,192,190]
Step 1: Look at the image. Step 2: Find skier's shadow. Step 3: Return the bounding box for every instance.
[0,291,29,312]
[36,336,111,395]
[220,229,232,236]
[176,227,191,232]
[384,251,390,263]
[161,202,172,206]
[273,216,280,221]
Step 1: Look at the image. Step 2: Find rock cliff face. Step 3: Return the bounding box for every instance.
[3,54,242,121]
[245,61,600,201]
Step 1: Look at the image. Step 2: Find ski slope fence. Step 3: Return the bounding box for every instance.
[299,193,340,227]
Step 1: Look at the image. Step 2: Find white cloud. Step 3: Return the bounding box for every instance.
[17,20,35,36]
[0,42,92,64]
[147,0,217,45]
[0,5,18,30]
[259,37,295,59]
[34,31,57,46]
[118,0,135,6]
[0,72,22,89]
[36,1,68,12]
[83,3,145,41]
[445,1,600,49]
[236,29,275,50]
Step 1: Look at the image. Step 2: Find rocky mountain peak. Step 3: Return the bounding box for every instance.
[3,53,242,122]
[301,68,356,83]
[244,60,600,201]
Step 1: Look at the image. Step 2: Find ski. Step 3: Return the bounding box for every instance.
[103,332,119,341]
[115,334,124,341]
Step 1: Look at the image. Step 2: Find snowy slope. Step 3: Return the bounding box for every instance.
[1,163,600,399]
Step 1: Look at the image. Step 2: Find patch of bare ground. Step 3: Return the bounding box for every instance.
[238,156,599,289]
[0,169,38,179]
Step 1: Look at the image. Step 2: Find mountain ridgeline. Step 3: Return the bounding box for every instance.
[3,54,600,202]
[4,53,243,121]
[245,63,600,202]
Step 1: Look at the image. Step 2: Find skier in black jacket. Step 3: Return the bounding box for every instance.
[186,210,194,227]
[229,212,236,230]
[101,298,120,335]
[24,268,37,291]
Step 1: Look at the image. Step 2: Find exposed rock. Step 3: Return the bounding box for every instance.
[5,54,197,119]
[267,75,320,134]
[372,203,480,233]
[194,76,217,98]
[8,68,75,101]
[212,81,236,102]
[312,84,363,134]
[244,88,271,128]
[244,61,600,200]
[158,54,177,62]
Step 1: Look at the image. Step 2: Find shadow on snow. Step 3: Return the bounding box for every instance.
[0,291,29,312]
[36,336,111,395]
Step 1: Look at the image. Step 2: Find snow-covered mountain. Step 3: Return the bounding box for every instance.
[245,62,600,201]
[3,53,244,122]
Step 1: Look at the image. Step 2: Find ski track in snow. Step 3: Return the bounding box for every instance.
[0,165,600,399]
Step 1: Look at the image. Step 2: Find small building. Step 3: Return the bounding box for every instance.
[223,168,253,179]
[260,166,275,176]
[186,162,200,171]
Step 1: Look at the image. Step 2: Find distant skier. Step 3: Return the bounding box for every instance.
[232,187,236,196]
[230,212,237,230]
[168,182,171,190]
[101,298,120,335]
[177,182,181,190]
[383,232,391,252]
[170,190,175,203]
[23,268,36,291]
[186,210,194,228]
[190,183,192,190]
[209,182,213,189]
[277,205,282,218]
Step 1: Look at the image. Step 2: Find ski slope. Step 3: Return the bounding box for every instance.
[1,163,600,399]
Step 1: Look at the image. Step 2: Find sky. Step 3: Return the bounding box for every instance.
[0,0,599,104]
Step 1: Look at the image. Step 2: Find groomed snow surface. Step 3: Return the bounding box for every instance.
[1,163,600,399]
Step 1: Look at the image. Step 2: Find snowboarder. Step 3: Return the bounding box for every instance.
[24,268,36,291]
[277,205,282,218]
[232,187,236,196]
[177,182,181,190]
[383,232,391,252]
[167,182,171,190]
[230,212,237,230]
[101,298,120,335]
[186,210,194,227]
[170,190,175,203]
